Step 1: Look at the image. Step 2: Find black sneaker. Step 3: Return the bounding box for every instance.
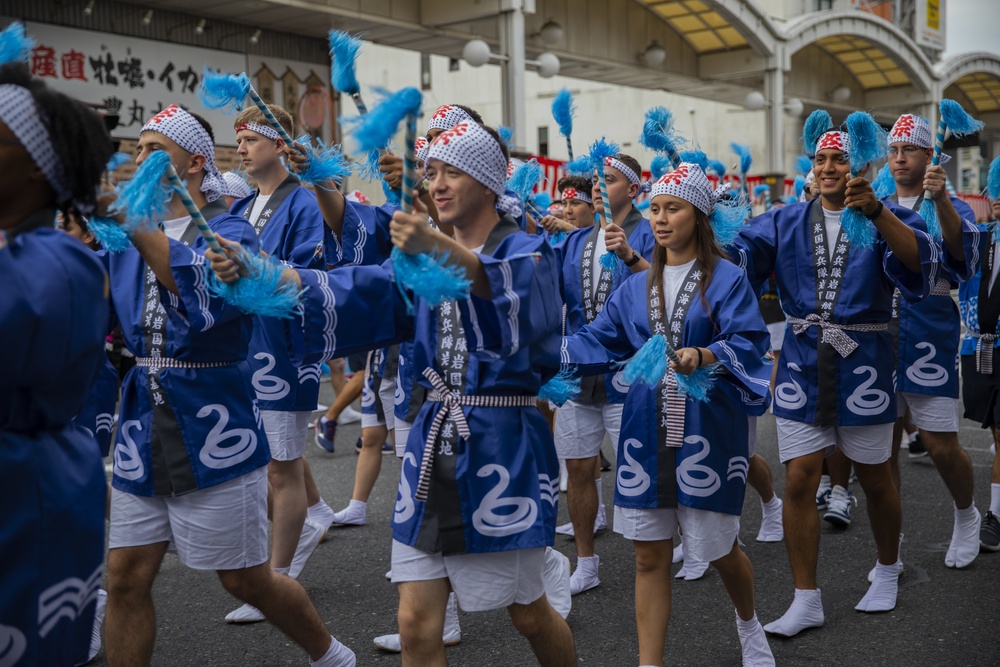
[981,511,1000,552]
[599,449,612,472]
[908,433,929,459]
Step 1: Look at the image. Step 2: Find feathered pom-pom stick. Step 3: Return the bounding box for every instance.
[795,154,813,176]
[754,183,771,207]
[0,22,34,65]
[390,249,471,307]
[538,367,581,406]
[801,109,833,157]
[547,230,568,245]
[287,133,352,188]
[507,158,545,204]
[621,334,721,400]
[357,147,384,182]
[109,150,175,231]
[88,216,132,253]
[872,163,896,200]
[709,190,752,247]
[731,143,753,196]
[199,68,294,144]
[793,174,806,200]
[532,191,552,211]
[919,99,986,239]
[987,156,1000,243]
[328,29,369,114]
[676,364,724,401]
[679,150,708,172]
[207,246,305,319]
[565,154,593,176]
[589,137,621,268]
[498,125,515,147]
[552,88,576,160]
[654,155,678,180]
[843,111,888,249]
[707,158,728,180]
[639,106,685,168]
[346,86,422,159]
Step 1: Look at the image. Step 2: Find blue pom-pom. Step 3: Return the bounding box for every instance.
[88,216,131,253]
[207,247,304,319]
[676,363,723,401]
[795,154,813,176]
[552,88,576,139]
[110,151,174,230]
[707,159,727,179]
[328,30,363,96]
[288,133,352,188]
[845,111,888,174]
[872,163,896,199]
[801,109,833,157]
[357,147,383,182]
[105,152,132,173]
[639,107,684,164]
[589,137,620,164]
[919,196,941,240]
[565,154,593,176]
[793,174,806,200]
[538,367,581,406]
[547,230,568,246]
[346,86,423,154]
[382,178,401,206]
[679,150,708,172]
[753,184,770,200]
[507,159,545,202]
[987,156,1000,201]
[390,246,471,307]
[0,22,34,66]
[731,143,752,175]
[599,250,620,271]
[940,99,985,138]
[623,335,668,387]
[498,125,514,146]
[199,68,250,113]
[709,192,752,247]
[841,207,876,249]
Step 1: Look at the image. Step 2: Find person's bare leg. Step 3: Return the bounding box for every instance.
[507,594,577,667]
[748,454,775,503]
[303,458,322,507]
[537,399,556,434]
[826,447,852,491]
[397,579,450,667]
[269,457,307,569]
[325,372,364,422]
[853,460,902,566]
[352,424,389,502]
[218,564,336,660]
[566,456,599,558]
[922,430,975,508]
[783,451,824,589]
[105,542,168,666]
[711,540,756,620]
[633,539,672,667]
[328,358,347,397]
[890,415,906,492]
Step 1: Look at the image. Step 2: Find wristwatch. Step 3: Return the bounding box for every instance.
[624,250,641,267]
[863,201,884,221]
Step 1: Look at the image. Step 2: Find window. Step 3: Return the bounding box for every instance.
[538,126,549,156]
[816,0,833,10]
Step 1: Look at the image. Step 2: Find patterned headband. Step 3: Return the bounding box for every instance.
[0,84,70,206]
[141,104,224,202]
[415,136,429,165]
[650,162,729,215]
[427,104,475,133]
[604,157,652,195]
[815,130,851,158]
[236,122,281,141]
[560,187,592,204]
[221,171,253,199]
[889,114,950,164]
[427,121,521,216]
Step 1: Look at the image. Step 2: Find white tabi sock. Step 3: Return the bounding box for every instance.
[736,612,776,667]
[331,499,366,525]
[763,588,824,637]
[308,499,335,527]
[595,477,603,506]
[569,555,600,595]
[991,484,1000,516]
[946,503,981,568]
[310,636,356,667]
[855,562,898,612]
[761,495,781,512]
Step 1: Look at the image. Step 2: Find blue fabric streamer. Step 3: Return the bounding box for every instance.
[390,246,471,308]
[552,88,576,139]
[676,363,723,401]
[357,147,384,182]
[710,192,752,248]
[599,250,620,271]
[382,178,401,206]
[110,151,174,231]
[547,230,568,245]
[753,184,770,200]
[801,109,833,156]
[795,154,814,176]
[287,133,352,188]
[531,191,552,210]
[206,247,304,319]
[498,126,514,146]
[919,196,940,240]
[344,86,422,154]
[328,30,364,96]
[940,99,986,137]
[507,159,545,202]
[565,154,593,176]
[841,207,876,249]
[622,335,668,387]
[0,23,33,65]
[793,174,806,200]
[88,216,131,253]
[199,68,251,113]
[872,163,895,199]
[841,111,888,248]
[538,367,581,406]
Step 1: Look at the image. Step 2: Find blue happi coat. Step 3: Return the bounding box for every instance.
[231,177,327,412]
[107,204,270,496]
[731,199,938,427]
[554,206,655,404]
[288,216,562,554]
[888,195,980,398]
[958,225,999,360]
[75,354,119,457]
[0,219,107,666]
[562,259,771,515]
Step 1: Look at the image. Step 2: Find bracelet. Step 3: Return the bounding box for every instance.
[864,201,884,221]
[624,250,641,267]
[695,347,703,367]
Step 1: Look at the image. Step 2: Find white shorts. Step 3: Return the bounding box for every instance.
[553,401,623,460]
[767,321,786,351]
[395,419,412,458]
[775,417,893,465]
[614,505,739,563]
[896,391,960,433]
[361,375,397,430]
[390,539,546,612]
[109,467,269,571]
[260,410,310,461]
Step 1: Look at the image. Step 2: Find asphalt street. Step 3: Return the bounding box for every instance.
[91,381,1000,666]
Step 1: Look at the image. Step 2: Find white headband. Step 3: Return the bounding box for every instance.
[0,84,70,206]
[603,156,651,195]
[415,136,429,165]
[221,171,253,199]
[560,187,592,204]
[650,163,728,215]
[142,104,224,202]
[889,114,951,164]
[427,121,521,217]
[427,105,475,133]
[815,130,851,158]
[236,122,281,141]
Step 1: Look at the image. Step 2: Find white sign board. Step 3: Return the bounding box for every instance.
[913,0,946,51]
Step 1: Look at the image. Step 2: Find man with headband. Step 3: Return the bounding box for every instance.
[539,176,595,234]
[883,113,982,570]
[208,120,577,665]
[731,119,939,637]
[590,152,655,274]
[100,104,356,666]
[0,60,112,667]
[221,103,337,624]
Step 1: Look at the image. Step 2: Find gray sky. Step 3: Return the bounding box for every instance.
[942,0,998,60]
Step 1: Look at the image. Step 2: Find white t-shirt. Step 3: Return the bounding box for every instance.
[247,194,272,228]
[898,195,920,210]
[592,228,608,299]
[821,207,842,260]
[662,259,697,315]
[162,216,192,241]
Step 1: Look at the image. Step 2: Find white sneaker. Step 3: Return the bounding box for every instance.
[225,602,265,624]
[543,548,572,619]
[290,518,326,579]
[78,589,106,665]
[337,406,363,425]
[373,594,462,653]
[569,555,600,595]
[756,498,784,543]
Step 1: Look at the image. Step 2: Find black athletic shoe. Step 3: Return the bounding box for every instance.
[599,449,612,472]
[981,511,1000,552]
[907,433,929,459]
